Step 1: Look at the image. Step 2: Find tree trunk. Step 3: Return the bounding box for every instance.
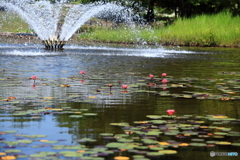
[146,0,156,22]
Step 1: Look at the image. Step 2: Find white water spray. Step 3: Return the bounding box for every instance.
[1,0,137,49]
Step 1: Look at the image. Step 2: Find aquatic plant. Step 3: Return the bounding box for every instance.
[121,85,128,89]
[31,75,37,84]
[149,74,154,79]
[162,73,167,77]
[162,79,168,83]
[166,109,175,116]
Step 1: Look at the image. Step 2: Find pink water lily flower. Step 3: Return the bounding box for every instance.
[31,76,37,80]
[149,74,154,79]
[162,73,167,77]
[31,76,37,85]
[80,70,85,75]
[121,85,128,89]
[166,109,175,116]
[162,79,168,83]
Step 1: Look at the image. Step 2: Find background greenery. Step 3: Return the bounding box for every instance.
[1,0,240,47]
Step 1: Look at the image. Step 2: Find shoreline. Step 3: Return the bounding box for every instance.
[0,32,239,48]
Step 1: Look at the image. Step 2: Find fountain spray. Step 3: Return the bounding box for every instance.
[1,0,139,50]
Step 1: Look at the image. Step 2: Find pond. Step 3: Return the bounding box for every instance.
[0,43,239,160]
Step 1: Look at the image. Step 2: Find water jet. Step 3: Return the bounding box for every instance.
[1,0,137,49]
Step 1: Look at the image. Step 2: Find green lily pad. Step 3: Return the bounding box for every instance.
[29,154,46,158]
[145,131,162,136]
[75,138,96,143]
[41,140,58,144]
[18,140,33,144]
[39,151,56,156]
[23,135,47,138]
[150,120,166,124]
[69,115,83,118]
[64,145,85,150]
[110,122,129,127]
[106,142,124,148]
[135,146,148,150]
[4,149,22,153]
[214,132,228,136]
[142,139,158,145]
[100,133,114,136]
[232,143,240,146]
[3,130,17,133]
[83,113,97,116]
[189,143,206,147]
[3,141,19,145]
[117,138,133,143]
[158,150,177,154]
[150,147,164,151]
[52,145,65,150]
[147,152,164,156]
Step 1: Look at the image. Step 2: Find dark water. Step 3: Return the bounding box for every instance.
[0,43,239,159]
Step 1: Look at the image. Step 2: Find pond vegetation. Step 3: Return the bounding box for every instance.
[0,68,240,159]
[1,11,240,47]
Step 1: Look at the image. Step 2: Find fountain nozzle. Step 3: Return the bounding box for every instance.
[42,39,66,50]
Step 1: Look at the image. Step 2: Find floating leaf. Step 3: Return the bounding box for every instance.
[232,143,240,146]
[29,154,46,158]
[69,115,83,118]
[114,156,130,160]
[41,140,58,144]
[83,113,97,116]
[158,150,177,154]
[1,156,16,160]
[106,142,124,148]
[3,130,17,133]
[215,141,231,145]
[4,149,22,153]
[100,133,114,136]
[18,140,33,144]
[0,152,6,156]
[189,143,206,147]
[147,152,164,156]
[64,145,85,150]
[110,123,129,127]
[75,138,96,143]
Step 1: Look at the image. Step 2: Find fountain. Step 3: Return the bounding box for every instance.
[1,0,137,50]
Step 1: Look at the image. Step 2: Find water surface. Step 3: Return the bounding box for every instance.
[0,44,239,159]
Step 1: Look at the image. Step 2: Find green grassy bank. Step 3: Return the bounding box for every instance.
[78,11,240,47]
[0,12,30,33]
[1,11,240,47]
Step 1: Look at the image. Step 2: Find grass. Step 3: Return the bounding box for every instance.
[0,11,31,33]
[157,11,240,47]
[1,10,240,47]
[78,11,240,47]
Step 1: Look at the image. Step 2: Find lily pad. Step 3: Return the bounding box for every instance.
[158,150,177,154]
[106,142,124,148]
[4,149,22,153]
[83,113,97,116]
[146,152,164,156]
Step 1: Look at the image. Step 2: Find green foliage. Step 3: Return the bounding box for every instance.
[157,11,240,46]
[0,12,30,33]
[78,11,240,47]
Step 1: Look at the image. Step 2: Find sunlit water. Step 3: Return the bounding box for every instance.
[0,44,240,159]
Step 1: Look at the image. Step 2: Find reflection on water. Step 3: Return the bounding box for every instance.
[0,44,240,159]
